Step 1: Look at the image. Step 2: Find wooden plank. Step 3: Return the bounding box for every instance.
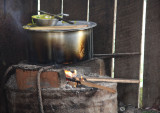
[114,0,143,106]
[143,0,160,108]
[27,25,88,30]
[0,0,37,112]
[40,0,61,14]
[74,76,139,83]
[80,81,116,93]
[85,77,140,84]
[63,0,87,20]
[90,0,114,76]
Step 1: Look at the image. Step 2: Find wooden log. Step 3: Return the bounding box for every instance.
[80,80,116,94]
[85,78,139,84]
[74,77,139,84]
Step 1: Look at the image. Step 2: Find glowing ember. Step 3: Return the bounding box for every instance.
[63,62,73,64]
[64,70,77,78]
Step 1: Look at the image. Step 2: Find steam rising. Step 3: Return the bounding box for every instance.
[5,0,32,32]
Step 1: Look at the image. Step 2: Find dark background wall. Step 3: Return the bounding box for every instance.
[0,0,37,112]
[0,0,37,79]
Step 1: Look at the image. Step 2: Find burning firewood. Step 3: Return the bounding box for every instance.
[66,77,116,93]
[80,80,116,93]
[64,69,139,94]
[65,70,116,93]
[74,77,140,84]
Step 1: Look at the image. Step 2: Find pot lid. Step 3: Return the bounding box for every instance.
[23,21,97,32]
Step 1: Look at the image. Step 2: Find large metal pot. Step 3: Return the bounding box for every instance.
[27,21,96,64]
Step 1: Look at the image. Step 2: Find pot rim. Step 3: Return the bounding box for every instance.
[24,20,97,32]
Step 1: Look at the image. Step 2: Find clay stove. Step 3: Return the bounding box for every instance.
[5,58,117,113]
[3,20,118,113]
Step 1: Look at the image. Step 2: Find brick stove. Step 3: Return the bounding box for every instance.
[5,58,117,113]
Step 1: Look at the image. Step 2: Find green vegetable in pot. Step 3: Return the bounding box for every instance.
[32,14,55,19]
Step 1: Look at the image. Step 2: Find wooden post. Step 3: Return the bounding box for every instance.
[114,0,143,106]
[143,0,160,108]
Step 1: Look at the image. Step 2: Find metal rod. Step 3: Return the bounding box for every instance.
[87,0,90,22]
[112,0,117,55]
[38,0,40,15]
[94,52,140,58]
[91,29,94,58]
[61,0,64,18]
[89,29,92,58]
[111,0,118,78]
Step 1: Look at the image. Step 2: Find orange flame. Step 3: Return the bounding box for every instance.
[64,70,77,78]
[81,76,84,81]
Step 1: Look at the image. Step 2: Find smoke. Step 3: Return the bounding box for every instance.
[5,0,24,32]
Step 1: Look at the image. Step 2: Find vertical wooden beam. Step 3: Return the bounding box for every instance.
[114,0,143,106]
[143,0,160,108]
[40,0,61,14]
[90,0,114,75]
